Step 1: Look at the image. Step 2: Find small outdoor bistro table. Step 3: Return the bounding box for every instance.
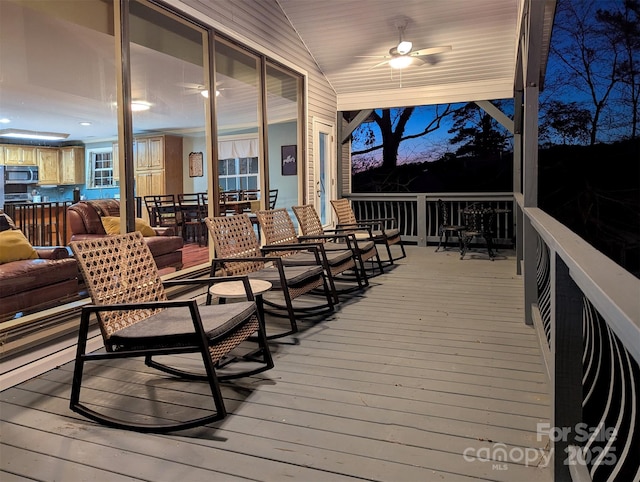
[208,278,272,319]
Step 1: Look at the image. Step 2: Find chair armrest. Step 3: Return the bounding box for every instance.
[261,243,323,263]
[298,234,355,249]
[82,298,198,313]
[335,223,374,236]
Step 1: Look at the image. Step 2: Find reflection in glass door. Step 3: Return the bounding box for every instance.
[215,38,260,212]
[129,1,208,220]
[265,63,302,211]
[313,119,335,226]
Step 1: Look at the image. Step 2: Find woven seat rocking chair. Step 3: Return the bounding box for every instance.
[69,232,273,433]
[256,208,366,303]
[205,214,335,339]
[292,204,384,279]
[330,198,406,267]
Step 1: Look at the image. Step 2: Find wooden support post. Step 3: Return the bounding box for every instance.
[416,194,427,247]
[552,254,583,481]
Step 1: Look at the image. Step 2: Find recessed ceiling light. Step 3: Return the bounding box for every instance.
[0,129,69,140]
[79,122,92,126]
[0,118,10,124]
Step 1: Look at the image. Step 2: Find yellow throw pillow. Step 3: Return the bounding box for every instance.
[135,218,156,237]
[0,229,38,264]
[101,216,156,237]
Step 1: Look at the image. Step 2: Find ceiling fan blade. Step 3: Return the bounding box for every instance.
[176,81,205,89]
[411,45,452,57]
[355,55,388,59]
[369,60,391,70]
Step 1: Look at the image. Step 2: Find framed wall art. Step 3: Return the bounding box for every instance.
[188,151,203,177]
[281,145,297,176]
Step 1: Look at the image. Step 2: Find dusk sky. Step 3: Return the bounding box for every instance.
[352,0,634,172]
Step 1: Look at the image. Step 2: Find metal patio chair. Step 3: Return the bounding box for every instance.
[459,203,497,260]
[69,232,273,433]
[330,198,406,266]
[292,204,383,279]
[435,198,465,252]
[205,214,334,338]
[256,208,366,303]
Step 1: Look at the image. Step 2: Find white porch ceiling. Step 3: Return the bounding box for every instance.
[277,0,526,110]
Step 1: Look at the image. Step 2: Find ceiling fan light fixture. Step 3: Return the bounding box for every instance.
[397,40,412,55]
[200,90,220,98]
[389,55,413,69]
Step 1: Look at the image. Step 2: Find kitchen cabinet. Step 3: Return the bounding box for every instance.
[135,171,165,199]
[113,135,181,195]
[133,135,182,193]
[3,145,37,166]
[60,146,85,184]
[37,148,60,184]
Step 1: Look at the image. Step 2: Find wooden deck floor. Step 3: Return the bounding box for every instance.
[0,246,551,481]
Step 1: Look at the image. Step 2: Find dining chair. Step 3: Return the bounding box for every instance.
[178,193,207,246]
[292,204,383,279]
[330,198,406,265]
[268,189,278,209]
[256,208,366,303]
[69,231,273,433]
[205,214,334,339]
[435,198,465,252]
[148,194,182,237]
[143,195,158,226]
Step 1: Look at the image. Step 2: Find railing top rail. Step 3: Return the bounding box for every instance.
[345,192,514,201]
[525,205,640,363]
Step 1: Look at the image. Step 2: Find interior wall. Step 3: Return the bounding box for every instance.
[181,135,208,193]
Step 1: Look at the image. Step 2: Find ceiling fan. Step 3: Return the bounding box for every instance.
[177,82,228,98]
[361,25,451,70]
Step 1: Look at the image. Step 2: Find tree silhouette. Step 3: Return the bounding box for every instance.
[447,102,508,157]
[351,104,454,169]
[541,100,591,145]
[548,0,624,144]
[596,0,640,139]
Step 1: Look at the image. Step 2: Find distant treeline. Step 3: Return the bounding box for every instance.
[352,139,639,276]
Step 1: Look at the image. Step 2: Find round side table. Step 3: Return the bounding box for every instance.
[209,279,272,319]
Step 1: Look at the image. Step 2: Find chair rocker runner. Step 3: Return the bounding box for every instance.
[256,208,366,303]
[69,232,273,433]
[330,198,406,266]
[292,204,384,279]
[205,214,334,339]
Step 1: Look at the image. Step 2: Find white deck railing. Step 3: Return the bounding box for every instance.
[345,192,515,247]
[345,192,639,482]
[520,196,638,482]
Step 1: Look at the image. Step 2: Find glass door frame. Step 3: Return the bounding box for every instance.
[312,117,336,227]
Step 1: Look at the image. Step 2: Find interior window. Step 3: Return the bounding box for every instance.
[88,148,114,188]
[218,157,259,191]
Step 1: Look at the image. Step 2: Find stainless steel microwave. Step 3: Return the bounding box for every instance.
[3,165,39,184]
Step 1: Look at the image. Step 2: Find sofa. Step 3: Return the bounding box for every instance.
[67,200,184,271]
[0,231,79,320]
